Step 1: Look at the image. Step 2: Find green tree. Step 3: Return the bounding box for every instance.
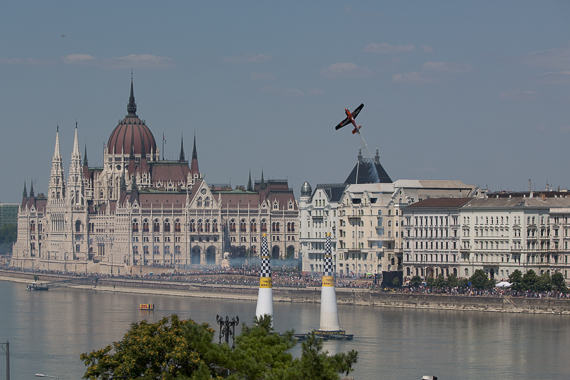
[508,269,523,291]
[551,272,568,292]
[0,223,17,255]
[536,272,552,292]
[522,269,539,291]
[409,275,422,287]
[447,273,459,288]
[434,274,446,288]
[470,269,491,290]
[80,315,218,380]
[425,276,435,288]
[81,314,358,380]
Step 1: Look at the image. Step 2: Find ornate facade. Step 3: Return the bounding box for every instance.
[11,80,299,274]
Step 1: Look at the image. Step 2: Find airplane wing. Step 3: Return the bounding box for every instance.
[351,103,364,119]
[335,117,351,130]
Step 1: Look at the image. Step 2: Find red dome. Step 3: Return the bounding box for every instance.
[107,116,157,155]
[107,79,157,155]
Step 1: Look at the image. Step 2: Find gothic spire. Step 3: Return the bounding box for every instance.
[72,122,80,157]
[53,125,62,159]
[21,181,27,209]
[179,134,185,162]
[190,133,200,178]
[29,181,34,198]
[127,71,137,116]
[260,169,265,191]
[83,144,88,167]
[247,170,253,191]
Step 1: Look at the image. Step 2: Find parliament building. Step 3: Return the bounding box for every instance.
[11,80,299,275]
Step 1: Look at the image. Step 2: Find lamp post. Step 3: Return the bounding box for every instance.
[35,374,59,379]
[0,341,9,380]
[216,315,239,349]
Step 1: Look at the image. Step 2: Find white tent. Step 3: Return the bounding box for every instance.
[495,281,512,288]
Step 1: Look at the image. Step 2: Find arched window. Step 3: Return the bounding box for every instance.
[131,220,138,233]
[230,220,236,232]
[240,219,247,232]
[174,220,181,233]
[261,220,267,232]
[190,220,196,233]
[164,220,170,233]
[143,220,149,232]
[212,220,218,233]
[153,219,160,232]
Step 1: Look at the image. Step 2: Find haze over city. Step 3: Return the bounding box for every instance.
[1,1,569,203]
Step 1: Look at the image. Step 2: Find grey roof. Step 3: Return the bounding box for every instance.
[315,183,348,203]
[461,196,570,209]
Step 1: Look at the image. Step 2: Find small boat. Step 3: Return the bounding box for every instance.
[139,303,154,311]
[27,282,49,291]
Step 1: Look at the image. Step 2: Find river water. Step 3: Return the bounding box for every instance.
[1,280,569,379]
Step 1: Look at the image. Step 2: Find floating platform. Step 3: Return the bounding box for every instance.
[294,330,354,340]
[139,303,154,310]
[27,282,49,291]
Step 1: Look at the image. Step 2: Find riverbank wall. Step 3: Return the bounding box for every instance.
[3,269,570,315]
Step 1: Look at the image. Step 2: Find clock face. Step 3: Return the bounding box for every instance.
[201,188,207,194]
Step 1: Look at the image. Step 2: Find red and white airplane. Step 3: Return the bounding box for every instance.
[334,103,364,134]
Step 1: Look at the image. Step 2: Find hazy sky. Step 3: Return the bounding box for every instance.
[1,1,570,203]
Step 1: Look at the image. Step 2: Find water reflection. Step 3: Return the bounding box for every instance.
[1,281,570,379]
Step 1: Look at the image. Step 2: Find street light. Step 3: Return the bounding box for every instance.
[0,341,9,380]
[35,374,60,379]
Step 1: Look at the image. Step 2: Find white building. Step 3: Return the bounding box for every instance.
[299,149,478,277]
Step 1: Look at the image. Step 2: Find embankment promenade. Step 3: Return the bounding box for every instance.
[2,269,570,315]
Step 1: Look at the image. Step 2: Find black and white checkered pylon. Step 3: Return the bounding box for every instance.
[323,234,333,277]
[260,234,271,277]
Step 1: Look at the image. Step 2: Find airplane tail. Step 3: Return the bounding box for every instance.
[351,125,361,134]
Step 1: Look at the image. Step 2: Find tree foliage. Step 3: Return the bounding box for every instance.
[551,272,568,292]
[470,269,493,290]
[508,270,523,291]
[0,223,16,255]
[409,275,422,287]
[446,273,459,288]
[81,314,358,380]
[80,315,216,380]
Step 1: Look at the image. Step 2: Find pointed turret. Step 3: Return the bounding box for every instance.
[260,170,266,191]
[83,145,89,167]
[179,134,185,162]
[190,134,200,178]
[67,124,85,206]
[49,126,66,202]
[247,171,253,191]
[27,181,36,209]
[21,182,28,209]
[255,233,273,323]
[127,73,137,116]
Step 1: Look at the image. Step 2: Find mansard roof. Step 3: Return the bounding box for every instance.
[150,161,191,183]
[344,149,392,184]
[314,183,348,203]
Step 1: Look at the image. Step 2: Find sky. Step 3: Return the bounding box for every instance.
[1,1,570,203]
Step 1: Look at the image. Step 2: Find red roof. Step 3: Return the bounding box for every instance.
[107,116,157,156]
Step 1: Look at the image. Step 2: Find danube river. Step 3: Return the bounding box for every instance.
[1,280,570,379]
